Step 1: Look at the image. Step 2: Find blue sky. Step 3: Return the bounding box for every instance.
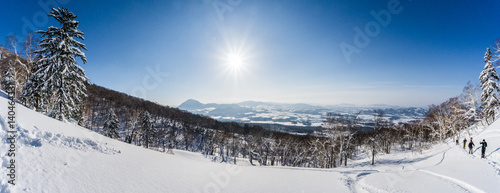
[1,0,500,107]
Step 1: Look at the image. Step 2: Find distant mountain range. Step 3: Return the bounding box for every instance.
[178,99,428,134]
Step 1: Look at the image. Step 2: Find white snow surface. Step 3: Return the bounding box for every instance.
[1,92,500,192]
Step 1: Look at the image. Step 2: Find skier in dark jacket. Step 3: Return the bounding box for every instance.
[468,139,475,154]
[463,138,467,149]
[480,139,487,158]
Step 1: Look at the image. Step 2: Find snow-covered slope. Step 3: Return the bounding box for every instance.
[1,92,499,192]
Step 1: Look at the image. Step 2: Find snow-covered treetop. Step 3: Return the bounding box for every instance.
[485,48,492,62]
[36,7,87,64]
[49,7,79,26]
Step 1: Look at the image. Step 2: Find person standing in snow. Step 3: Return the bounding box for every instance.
[463,138,467,149]
[480,139,487,158]
[468,138,475,154]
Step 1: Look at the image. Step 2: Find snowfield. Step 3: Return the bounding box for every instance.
[1,92,500,193]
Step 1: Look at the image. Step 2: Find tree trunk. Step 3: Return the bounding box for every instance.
[372,144,375,165]
[344,153,347,166]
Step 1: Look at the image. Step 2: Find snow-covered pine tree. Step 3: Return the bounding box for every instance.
[1,65,16,93]
[33,7,88,121]
[102,108,120,139]
[479,48,500,124]
[21,63,46,111]
[141,111,155,148]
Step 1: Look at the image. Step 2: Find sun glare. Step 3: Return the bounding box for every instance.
[227,52,243,69]
[217,35,255,81]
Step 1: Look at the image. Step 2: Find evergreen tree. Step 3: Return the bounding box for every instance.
[141,111,155,148]
[1,66,16,93]
[479,48,499,124]
[33,7,88,121]
[21,63,46,111]
[102,108,120,139]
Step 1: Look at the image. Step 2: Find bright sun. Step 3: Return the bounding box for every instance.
[219,40,252,79]
[227,52,243,68]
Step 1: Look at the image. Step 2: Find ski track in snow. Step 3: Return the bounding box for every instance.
[337,169,389,193]
[464,131,500,176]
[435,150,447,166]
[339,170,377,193]
[467,147,500,176]
[418,170,486,193]
[355,172,391,193]
[487,147,500,157]
[320,145,473,193]
[484,146,500,175]
[265,165,386,193]
[486,158,500,175]
[342,175,357,193]
[410,145,488,193]
[353,171,390,193]
[348,144,489,193]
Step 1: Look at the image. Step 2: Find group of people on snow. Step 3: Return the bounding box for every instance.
[462,137,487,158]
